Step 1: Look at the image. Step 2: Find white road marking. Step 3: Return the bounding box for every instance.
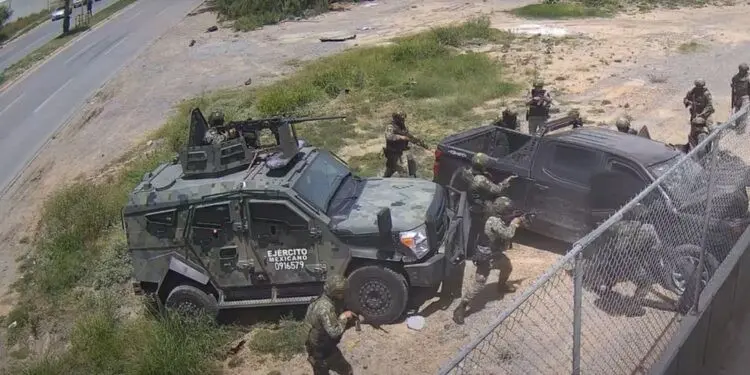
[34,78,73,114]
[102,36,128,57]
[64,43,97,65]
[0,94,24,118]
[122,9,143,23]
[156,7,170,17]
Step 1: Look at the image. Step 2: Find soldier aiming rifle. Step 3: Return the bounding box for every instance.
[453,206,534,325]
[383,112,430,178]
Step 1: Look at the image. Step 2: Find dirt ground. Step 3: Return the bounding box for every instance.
[3,0,750,373]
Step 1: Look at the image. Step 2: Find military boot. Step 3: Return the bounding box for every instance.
[452,301,468,325]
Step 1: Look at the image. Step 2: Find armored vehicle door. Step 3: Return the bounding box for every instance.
[187,200,252,288]
[246,199,327,284]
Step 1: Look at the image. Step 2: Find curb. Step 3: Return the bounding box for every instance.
[0,0,140,93]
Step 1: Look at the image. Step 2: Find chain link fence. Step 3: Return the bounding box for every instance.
[439,103,750,375]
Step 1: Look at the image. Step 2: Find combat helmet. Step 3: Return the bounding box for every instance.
[472,152,490,172]
[392,111,407,125]
[740,63,749,72]
[533,80,544,89]
[694,79,706,88]
[208,110,225,127]
[615,117,630,130]
[324,275,349,300]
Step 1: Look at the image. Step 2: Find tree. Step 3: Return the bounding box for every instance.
[0,4,12,27]
[62,0,71,33]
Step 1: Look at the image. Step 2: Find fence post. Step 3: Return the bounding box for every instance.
[691,132,719,315]
[572,251,583,375]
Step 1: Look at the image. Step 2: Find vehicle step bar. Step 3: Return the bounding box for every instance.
[218,295,317,309]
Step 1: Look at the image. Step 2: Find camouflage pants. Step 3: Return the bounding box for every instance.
[527,116,547,135]
[734,95,750,134]
[461,252,513,304]
[383,149,416,177]
[306,341,353,375]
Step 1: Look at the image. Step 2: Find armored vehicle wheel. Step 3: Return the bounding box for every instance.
[165,285,219,319]
[346,266,408,325]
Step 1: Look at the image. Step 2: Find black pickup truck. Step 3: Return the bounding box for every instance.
[433,118,750,271]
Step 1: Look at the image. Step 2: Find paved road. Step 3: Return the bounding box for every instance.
[0,0,205,192]
[0,0,114,72]
[4,0,53,21]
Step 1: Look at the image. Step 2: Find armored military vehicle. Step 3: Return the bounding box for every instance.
[123,108,469,324]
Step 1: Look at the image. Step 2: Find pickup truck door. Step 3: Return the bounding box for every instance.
[589,159,650,227]
[528,141,605,243]
[487,159,533,211]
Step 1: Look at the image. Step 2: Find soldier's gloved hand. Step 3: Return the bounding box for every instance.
[510,217,525,228]
[340,311,355,320]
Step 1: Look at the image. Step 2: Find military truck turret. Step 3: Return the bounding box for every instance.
[123,108,470,324]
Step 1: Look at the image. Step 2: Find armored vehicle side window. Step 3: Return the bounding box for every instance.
[145,210,177,239]
[191,203,232,249]
[546,145,599,186]
[293,152,350,212]
[249,202,309,248]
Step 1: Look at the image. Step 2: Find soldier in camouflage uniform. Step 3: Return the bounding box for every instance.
[465,153,517,256]
[498,108,519,131]
[688,116,711,150]
[526,81,552,134]
[586,206,665,317]
[383,112,416,178]
[731,63,750,134]
[615,117,637,135]
[453,209,530,325]
[304,275,355,375]
[203,110,230,145]
[683,79,714,125]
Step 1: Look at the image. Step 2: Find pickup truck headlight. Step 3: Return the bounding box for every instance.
[400,225,430,260]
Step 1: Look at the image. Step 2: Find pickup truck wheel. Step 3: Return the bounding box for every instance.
[346,266,408,325]
[165,285,219,319]
[668,244,718,295]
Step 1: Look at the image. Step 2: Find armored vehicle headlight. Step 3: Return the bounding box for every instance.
[400,225,429,259]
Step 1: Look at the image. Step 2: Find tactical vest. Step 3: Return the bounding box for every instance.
[385,124,409,153]
[528,89,549,117]
[689,91,710,112]
[733,74,750,97]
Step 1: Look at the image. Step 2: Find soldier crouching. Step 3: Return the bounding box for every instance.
[453,210,530,325]
[305,275,355,375]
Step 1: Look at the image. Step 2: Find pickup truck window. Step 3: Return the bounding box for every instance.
[610,162,647,188]
[546,144,600,186]
[648,156,706,203]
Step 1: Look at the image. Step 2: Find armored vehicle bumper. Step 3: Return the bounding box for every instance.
[405,189,469,287]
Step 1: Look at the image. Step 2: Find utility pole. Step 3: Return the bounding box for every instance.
[62,0,71,34]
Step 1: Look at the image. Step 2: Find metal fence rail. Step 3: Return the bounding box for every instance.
[439,104,750,375]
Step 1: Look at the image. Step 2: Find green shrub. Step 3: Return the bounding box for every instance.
[211,0,335,31]
[510,2,612,18]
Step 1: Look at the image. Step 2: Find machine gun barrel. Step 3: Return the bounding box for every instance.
[222,115,347,134]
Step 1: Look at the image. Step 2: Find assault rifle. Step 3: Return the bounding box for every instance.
[406,132,430,150]
[502,208,536,225]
